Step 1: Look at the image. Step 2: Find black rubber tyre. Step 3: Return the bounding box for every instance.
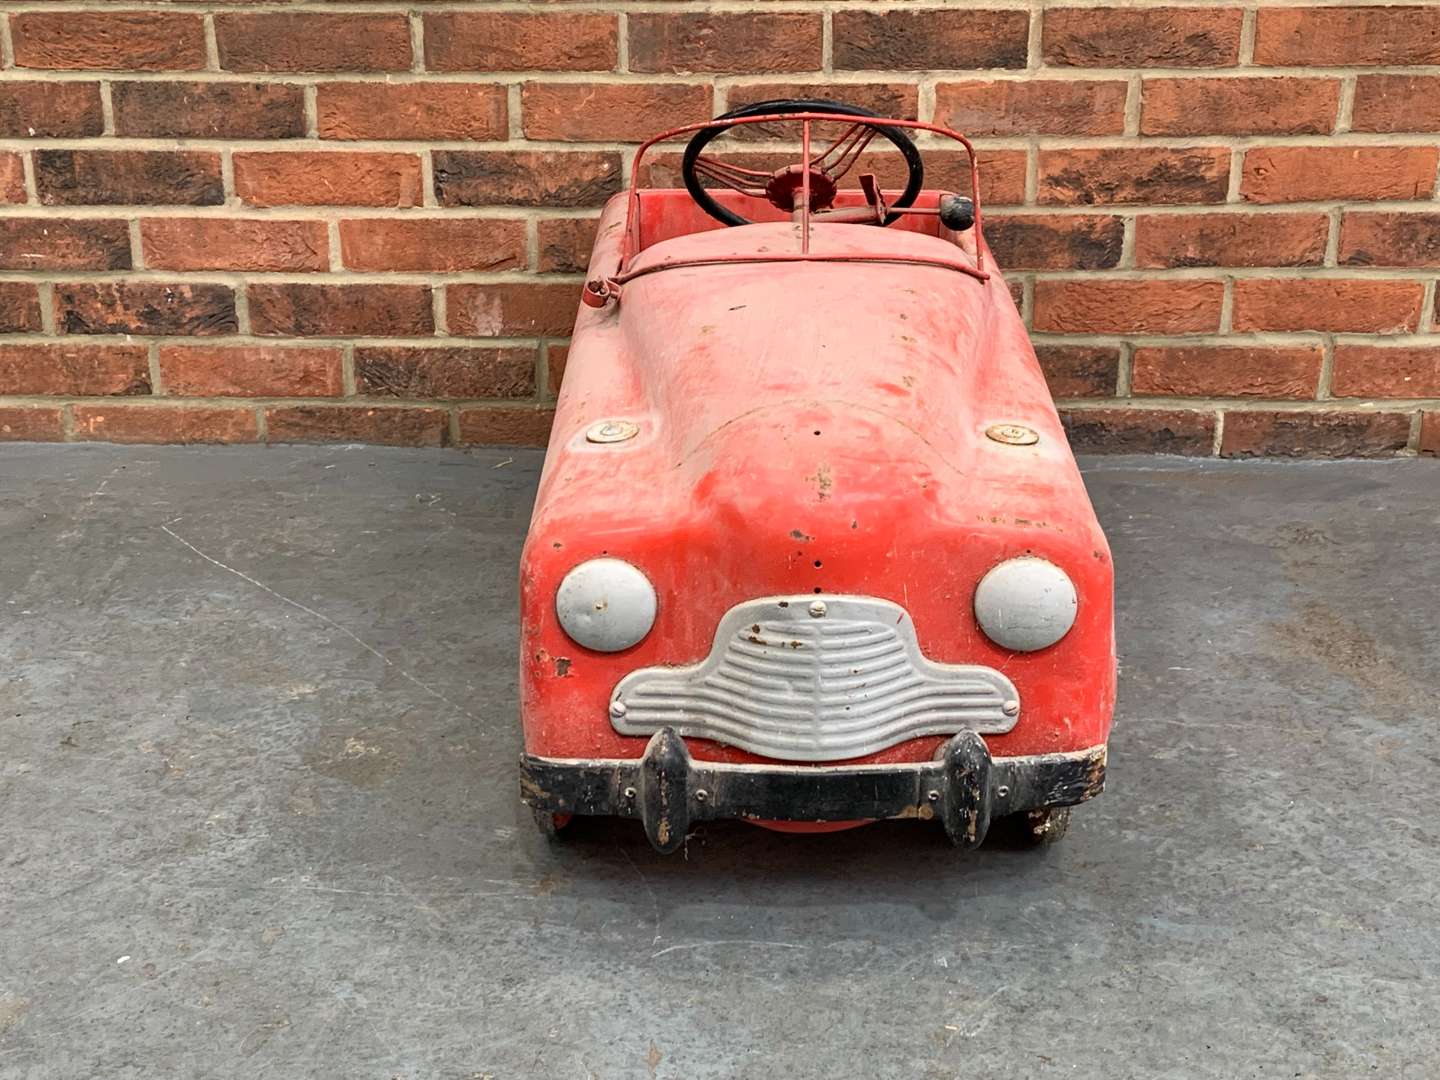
[681,98,925,227]
[987,807,1072,848]
[532,808,570,841]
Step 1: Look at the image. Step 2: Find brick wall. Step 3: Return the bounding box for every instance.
[0,3,1437,457]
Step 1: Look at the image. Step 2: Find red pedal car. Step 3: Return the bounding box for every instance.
[518,102,1115,853]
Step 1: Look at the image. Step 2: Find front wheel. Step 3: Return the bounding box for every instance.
[532,808,573,841]
[987,807,1071,848]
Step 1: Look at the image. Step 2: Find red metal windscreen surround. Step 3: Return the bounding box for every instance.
[587,111,989,304]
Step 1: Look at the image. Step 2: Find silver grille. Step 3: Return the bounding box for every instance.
[610,595,1019,762]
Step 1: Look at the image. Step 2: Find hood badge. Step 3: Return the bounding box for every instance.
[986,423,1039,446]
[586,419,640,444]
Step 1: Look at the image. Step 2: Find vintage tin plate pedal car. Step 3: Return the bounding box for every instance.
[518,102,1116,853]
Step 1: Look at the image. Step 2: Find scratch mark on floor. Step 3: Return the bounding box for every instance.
[650,940,809,959]
[161,523,478,723]
[940,985,1008,1046]
[619,846,662,948]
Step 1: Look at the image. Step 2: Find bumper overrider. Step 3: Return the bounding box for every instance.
[520,728,1106,853]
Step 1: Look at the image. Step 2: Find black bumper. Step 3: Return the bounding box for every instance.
[520,728,1106,854]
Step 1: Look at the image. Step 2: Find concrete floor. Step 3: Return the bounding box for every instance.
[0,445,1436,1080]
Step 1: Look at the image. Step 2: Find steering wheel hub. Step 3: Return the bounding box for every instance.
[765,165,838,213]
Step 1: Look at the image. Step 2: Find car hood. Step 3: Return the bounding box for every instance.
[538,219,1079,532]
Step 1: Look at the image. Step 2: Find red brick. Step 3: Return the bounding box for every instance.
[1220,410,1411,458]
[265,406,448,447]
[1420,412,1440,455]
[0,81,103,137]
[425,13,617,73]
[1352,75,1440,133]
[318,83,506,141]
[1142,78,1339,136]
[983,215,1123,270]
[55,283,236,337]
[1232,280,1424,333]
[35,149,223,206]
[112,82,305,139]
[936,80,1127,136]
[716,85,920,145]
[1134,212,1329,269]
[1007,277,1026,311]
[941,150,1033,205]
[0,219,131,271]
[457,406,556,447]
[448,283,580,338]
[433,151,621,208]
[11,11,205,71]
[1033,280,1223,334]
[631,13,823,74]
[833,10,1027,71]
[1039,148,1229,206]
[522,82,713,142]
[1241,147,1438,204]
[234,152,423,208]
[141,218,328,272]
[538,218,602,274]
[73,405,258,445]
[0,283,41,332]
[215,13,411,73]
[1255,7,1440,66]
[338,219,526,272]
[354,347,536,399]
[640,148,1026,206]
[159,345,343,398]
[1033,345,1118,398]
[1043,7,1242,67]
[1331,346,1440,398]
[249,284,433,338]
[546,343,568,395]
[0,344,149,396]
[0,153,24,204]
[1338,213,1440,268]
[1060,408,1216,455]
[0,407,63,442]
[1132,346,1323,399]
[724,83,919,138]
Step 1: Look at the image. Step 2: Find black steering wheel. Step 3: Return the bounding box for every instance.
[681,99,925,228]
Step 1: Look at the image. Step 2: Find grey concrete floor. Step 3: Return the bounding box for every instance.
[0,445,1437,1080]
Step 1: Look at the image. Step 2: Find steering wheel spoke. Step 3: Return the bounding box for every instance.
[808,122,864,169]
[811,124,878,184]
[691,154,772,195]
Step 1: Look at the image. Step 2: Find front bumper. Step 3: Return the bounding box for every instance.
[520,728,1106,853]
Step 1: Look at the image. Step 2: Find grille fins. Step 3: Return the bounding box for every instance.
[610,595,1018,762]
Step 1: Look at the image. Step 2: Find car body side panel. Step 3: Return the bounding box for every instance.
[521,191,1115,766]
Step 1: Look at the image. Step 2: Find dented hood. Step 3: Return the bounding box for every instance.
[536,220,1081,532]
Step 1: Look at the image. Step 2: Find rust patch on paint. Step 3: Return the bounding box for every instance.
[892,803,935,821]
[807,463,832,501]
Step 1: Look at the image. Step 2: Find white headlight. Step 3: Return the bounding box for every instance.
[974,557,1077,652]
[555,558,657,652]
